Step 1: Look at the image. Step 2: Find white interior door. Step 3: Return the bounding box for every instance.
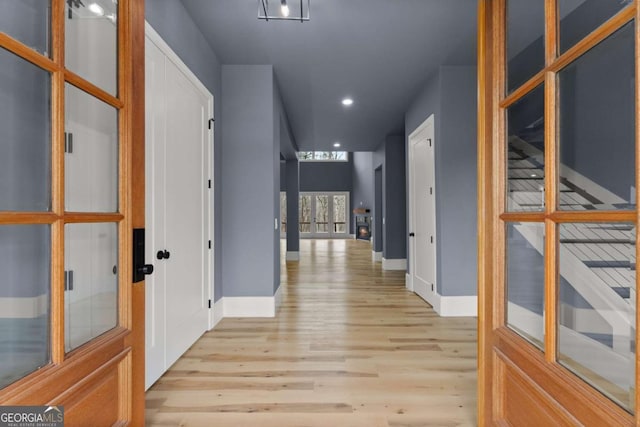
[409,115,436,304]
[163,52,209,368]
[145,25,213,390]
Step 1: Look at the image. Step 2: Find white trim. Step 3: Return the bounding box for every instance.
[145,22,212,100]
[212,298,224,328]
[382,258,407,270]
[372,251,382,262]
[223,296,278,318]
[274,285,283,313]
[286,251,300,261]
[405,273,413,292]
[0,295,48,319]
[438,295,477,317]
[349,234,356,239]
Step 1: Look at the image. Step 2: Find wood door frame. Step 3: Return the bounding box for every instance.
[478,0,639,425]
[407,114,437,302]
[0,0,145,423]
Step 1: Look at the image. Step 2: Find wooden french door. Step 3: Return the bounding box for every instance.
[0,0,145,425]
[479,0,639,425]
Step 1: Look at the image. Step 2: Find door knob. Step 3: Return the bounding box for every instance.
[157,250,171,260]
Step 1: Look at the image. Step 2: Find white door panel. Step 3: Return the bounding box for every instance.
[144,31,212,389]
[409,115,436,304]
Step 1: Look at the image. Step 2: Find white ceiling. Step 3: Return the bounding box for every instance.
[181,0,478,152]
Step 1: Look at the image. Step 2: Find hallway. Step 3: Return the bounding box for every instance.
[145,240,477,426]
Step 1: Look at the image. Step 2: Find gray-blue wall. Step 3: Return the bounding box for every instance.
[405,65,477,297]
[221,64,279,297]
[352,152,374,211]
[373,167,383,253]
[383,135,407,260]
[146,0,223,301]
[285,160,300,252]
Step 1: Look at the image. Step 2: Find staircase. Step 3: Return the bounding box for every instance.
[507,123,636,391]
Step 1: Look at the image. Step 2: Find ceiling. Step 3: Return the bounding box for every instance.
[181,0,478,152]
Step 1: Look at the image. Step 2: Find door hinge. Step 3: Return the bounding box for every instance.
[208,240,212,249]
[65,132,74,154]
[64,270,74,291]
[208,118,215,129]
[208,179,212,189]
[431,284,434,292]
[429,187,433,195]
[430,236,433,244]
[428,138,432,147]
[208,299,212,309]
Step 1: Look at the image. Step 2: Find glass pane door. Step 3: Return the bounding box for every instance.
[299,195,312,234]
[333,195,347,234]
[315,195,329,234]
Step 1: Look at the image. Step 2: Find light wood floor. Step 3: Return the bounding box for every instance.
[145,239,478,426]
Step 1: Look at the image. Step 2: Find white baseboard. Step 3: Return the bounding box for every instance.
[222,295,278,317]
[382,258,407,270]
[0,294,48,319]
[372,251,382,262]
[437,295,477,317]
[212,298,224,328]
[274,284,283,313]
[405,274,413,292]
[286,251,300,261]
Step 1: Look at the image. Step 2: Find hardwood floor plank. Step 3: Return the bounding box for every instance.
[146,239,477,426]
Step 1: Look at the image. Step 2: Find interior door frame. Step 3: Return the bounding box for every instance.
[407,114,437,300]
[477,0,639,425]
[299,191,350,239]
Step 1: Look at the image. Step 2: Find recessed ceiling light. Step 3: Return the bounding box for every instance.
[333,142,341,147]
[88,2,105,16]
[342,98,354,106]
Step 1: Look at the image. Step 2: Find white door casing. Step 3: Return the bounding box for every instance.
[144,23,213,390]
[408,115,437,305]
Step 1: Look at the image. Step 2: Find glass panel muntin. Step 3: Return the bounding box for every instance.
[0,0,124,389]
[501,1,637,415]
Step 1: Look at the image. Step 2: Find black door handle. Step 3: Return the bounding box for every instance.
[409,232,415,237]
[157,250,171,260]
[138,264,154,276]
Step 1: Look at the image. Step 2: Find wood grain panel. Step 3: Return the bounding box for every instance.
[62,365,120,427]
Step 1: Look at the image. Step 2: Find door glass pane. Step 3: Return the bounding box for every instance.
[0,48,51,212]
[315,195,329,233]
[299,195,311,233]
[558,223,635,413]
[65,84,118,212]
[507,0,545,93]
[506,85,545,212]
[506,222,545,350]
[559,0,630,54]
[0,225,50,389]
[65,0,118,95]
[0,0,50,56]
[558,23,635,211]
[333,195,347,234]
[65,223,118,352]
